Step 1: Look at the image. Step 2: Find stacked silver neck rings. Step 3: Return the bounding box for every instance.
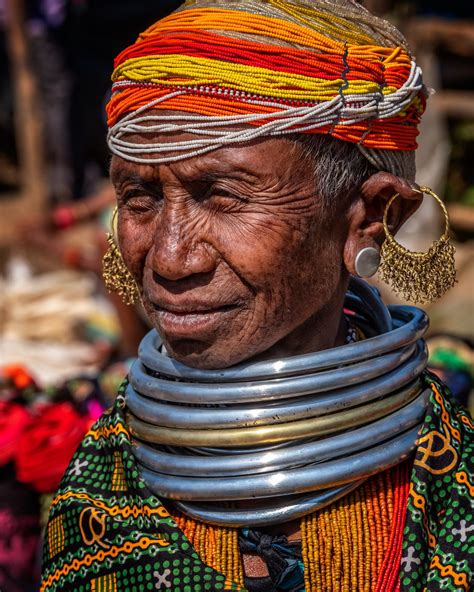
[127,278,429,527]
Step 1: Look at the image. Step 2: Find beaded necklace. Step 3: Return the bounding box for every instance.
[169,460,411,591]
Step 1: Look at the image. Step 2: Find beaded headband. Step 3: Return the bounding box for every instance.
[107,1,426,165]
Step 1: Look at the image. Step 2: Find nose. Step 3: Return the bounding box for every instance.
[149,205,218,282]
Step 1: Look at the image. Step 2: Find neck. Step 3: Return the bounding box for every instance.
[251,281,348,362]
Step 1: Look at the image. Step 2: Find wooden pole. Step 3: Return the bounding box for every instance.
[1,0,47,245]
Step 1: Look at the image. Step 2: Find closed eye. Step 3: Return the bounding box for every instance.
[212,187,250,203]
[119,188,162,213]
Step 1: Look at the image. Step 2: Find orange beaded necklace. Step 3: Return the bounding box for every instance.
[171,460,412,591]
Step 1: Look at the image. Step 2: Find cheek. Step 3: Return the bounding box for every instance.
[217,211,329,315]
[217,211,310,281]
[294,215,346,291]
[117,217,153,279]
[248,213,345,317]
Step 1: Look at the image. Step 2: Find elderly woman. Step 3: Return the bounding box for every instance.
[41,1,473,591]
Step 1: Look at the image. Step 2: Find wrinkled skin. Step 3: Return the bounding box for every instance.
[110,131,421,369]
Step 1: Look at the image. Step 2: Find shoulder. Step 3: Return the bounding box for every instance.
[421,372,473,462]
[40,382,173,590]
[40,381,238,592]
[414,372,473,513]
[400,373,473,591]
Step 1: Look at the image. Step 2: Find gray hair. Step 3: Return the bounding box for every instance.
[290,134,377,212]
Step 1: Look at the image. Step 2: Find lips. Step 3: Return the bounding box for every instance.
[153,302,238,315]
[150,301,240,336]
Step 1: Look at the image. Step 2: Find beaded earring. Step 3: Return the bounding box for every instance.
[102,208,139,306]
[379,186,457,304]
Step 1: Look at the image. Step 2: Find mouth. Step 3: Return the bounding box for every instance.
[151,302,240,336]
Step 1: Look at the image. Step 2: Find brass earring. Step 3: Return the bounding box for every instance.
[378,186,456,304]
[102,208,139,306]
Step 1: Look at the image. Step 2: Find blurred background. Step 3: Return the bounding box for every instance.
[0,0,472,590]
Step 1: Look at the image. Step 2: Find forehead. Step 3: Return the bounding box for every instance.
[110,133,301,184]
[110,108,306,181]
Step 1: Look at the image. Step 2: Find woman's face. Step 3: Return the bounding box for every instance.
[110,135,350,368]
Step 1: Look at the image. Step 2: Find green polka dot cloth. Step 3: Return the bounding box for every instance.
[41,373,473,591]
[401,374,473,590]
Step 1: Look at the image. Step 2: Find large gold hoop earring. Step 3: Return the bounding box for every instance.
[379,186,457,304]
[102,208,139,306]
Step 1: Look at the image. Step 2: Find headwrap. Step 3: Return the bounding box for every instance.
[107,0,427,178]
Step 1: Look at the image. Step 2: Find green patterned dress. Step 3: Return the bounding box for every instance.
[41,374,473,591]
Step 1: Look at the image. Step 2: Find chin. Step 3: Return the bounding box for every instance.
[160,335,255,369]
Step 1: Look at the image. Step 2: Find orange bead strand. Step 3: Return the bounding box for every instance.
[170,461,411,591]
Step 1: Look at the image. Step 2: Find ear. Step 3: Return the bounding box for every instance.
[343,172,423,275]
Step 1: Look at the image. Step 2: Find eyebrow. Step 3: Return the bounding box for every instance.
[110,171,150,187]
[111,168,259,187]
[199,170,258,183]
